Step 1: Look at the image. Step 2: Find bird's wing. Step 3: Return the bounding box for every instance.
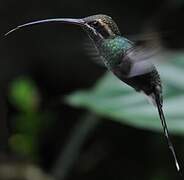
[123,42,163,77]
[83,39,106,67]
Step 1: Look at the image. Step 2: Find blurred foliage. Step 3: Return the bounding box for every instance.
[9,78,40,112]
[0,160,52,180]
[8,78,51,161]
[66,54,184,135]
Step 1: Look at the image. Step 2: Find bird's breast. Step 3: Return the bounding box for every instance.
[97,36,133,69]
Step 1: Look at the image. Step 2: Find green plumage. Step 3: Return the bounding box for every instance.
[98,36,133,69]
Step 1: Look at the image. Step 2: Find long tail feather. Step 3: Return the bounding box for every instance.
[155,94,180,172]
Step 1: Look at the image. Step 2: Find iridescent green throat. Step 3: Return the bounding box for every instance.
[98,36,133,69]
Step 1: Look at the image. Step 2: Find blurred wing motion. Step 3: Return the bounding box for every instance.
[83,39,106,67]
[124,29,184,78]
[123,37,167,77]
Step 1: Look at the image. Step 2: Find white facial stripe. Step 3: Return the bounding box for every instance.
[85,23,97,35]
[98,19,114,36]
[85,23,104,39]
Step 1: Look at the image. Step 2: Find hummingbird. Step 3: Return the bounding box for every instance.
[5,14,180,172]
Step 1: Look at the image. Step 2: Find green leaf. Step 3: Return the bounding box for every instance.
[66,54,184,135]
[9,77,40,112]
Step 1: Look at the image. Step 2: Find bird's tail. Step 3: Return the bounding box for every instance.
[154,93,180,172]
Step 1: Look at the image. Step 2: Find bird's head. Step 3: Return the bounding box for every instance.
[82,14,121,41]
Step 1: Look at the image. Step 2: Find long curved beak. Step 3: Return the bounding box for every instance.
[5,18,85,36]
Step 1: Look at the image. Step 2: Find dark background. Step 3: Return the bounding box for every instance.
[0,0,184,180]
